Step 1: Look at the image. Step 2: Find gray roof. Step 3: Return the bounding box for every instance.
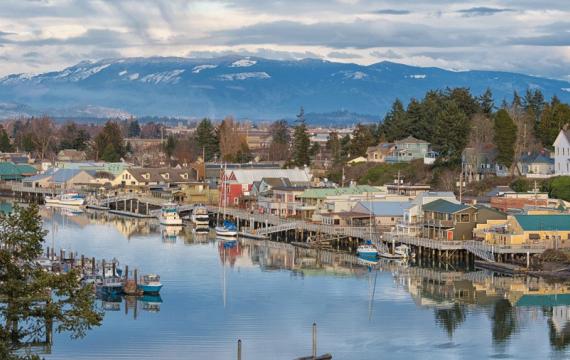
[353,201,413,216]
[24,168,92,183]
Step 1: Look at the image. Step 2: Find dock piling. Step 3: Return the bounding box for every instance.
[312,322,317,358]
[237,339,242,360]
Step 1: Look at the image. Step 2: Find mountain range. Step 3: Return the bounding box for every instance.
[1,56,569,122]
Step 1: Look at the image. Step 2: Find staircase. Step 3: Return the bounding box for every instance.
[463,241,496,263]
[256,221,301,236]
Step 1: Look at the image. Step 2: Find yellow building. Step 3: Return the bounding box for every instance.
[474,214,570,248]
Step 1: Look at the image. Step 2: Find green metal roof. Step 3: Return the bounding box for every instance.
[0,162,37,179]
[422,199,471,213]
[16,164,37,174]
[514,214,570,231]
[298,185,380,199]
[515,293,570,307]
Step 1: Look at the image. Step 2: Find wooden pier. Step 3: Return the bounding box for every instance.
[83,194,547,267]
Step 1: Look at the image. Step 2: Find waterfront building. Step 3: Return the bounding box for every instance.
[256,185,307,217]
[0,161,37,181]
[386,183,431,197]
[474,214,570,248]
[396,192,459,235]
[421,199,506,241]
[22,168,95,190]
[297,185,383,222]
[220,167,312,207]
[54,161,131,177]
[111,167,198,189]
[490,190,551,212]
[554,127,570,176]
[346,200,413,231]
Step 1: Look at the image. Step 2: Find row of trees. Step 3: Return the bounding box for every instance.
[376,88,569,171]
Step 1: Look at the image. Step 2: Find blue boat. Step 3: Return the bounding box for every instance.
[215,220,238,237]
[137,274,163,294]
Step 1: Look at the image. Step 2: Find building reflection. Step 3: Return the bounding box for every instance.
[236,238,570,351]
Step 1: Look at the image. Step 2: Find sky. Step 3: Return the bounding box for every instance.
[0,0,569,79]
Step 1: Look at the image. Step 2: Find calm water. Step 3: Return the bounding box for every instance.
[34,207,570,360]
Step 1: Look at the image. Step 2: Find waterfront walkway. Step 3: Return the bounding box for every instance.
[87,195,547,264]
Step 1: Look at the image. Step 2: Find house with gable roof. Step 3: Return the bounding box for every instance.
[554,127,570,175]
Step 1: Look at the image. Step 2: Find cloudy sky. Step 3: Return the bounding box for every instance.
[0,0,569,79]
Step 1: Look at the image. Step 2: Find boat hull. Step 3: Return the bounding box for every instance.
[45,199,85,206]
[215,226,237,237]
[138,284,163,294]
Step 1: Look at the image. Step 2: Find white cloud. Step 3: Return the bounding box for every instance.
[0,0,568,79]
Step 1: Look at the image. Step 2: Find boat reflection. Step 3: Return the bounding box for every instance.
[96,292,164,318]
[161,225,182,243]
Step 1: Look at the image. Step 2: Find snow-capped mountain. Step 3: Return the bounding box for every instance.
[1,55,569,120]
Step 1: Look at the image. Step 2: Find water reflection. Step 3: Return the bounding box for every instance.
[35,207,570,358]
[97,292,163,317]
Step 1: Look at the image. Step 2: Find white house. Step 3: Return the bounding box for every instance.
[554,127,570,176]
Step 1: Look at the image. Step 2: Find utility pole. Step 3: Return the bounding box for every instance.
[459,166,464,203]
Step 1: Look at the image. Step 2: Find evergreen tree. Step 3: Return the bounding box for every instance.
[0,205,102,359]
[0,125,13,152]
[93,121,125,162]
[432,100,470,164]
[446,87,481,117]
[478,88,495,115]
[379,99,408,141]
[127,119,141,138]
[59,122,90,151]
[538,101,570,147]
[523,89,545,123]
[349,123,374,158]
[340,134,351,160]
[163,134,177,159]
[291,107,311,166]
[493,109,517,168]
[194,118,219,161]
[326,131,342,164]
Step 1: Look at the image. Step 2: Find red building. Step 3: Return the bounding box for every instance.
[219,168,312,208]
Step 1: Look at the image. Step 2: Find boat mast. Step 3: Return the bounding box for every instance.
[368,191,373,240]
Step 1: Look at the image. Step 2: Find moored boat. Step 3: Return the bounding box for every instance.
[45,193,85,206]
[137,274,163,294]
[191,205,210,227]
[357,240,379,258]
[215,220,238,237]
[159,203,183,226]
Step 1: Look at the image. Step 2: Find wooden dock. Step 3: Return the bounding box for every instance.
[84,194,547,267]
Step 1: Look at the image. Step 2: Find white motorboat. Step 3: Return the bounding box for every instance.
[45,193,85,206]
[394,244,414,258]
[377,244,411,260]
[191,205,210,227]
[159,203,183,226]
